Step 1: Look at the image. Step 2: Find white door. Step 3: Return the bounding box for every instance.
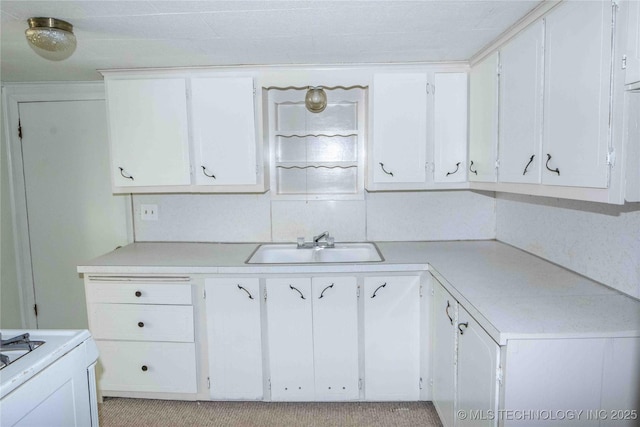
[456,305,500,427]
[311,276,359,401]
[542,1,612,188]
[363,276,421,400]
[625,0,640,86]
[498,21,544,184]
[372,73,427,184]
[434,72,468,183]
[18,100,131,328]
[191,77,257,186]
[469,52,499,182]
[205,278,263,400]
[107,78,191,188]
[431,280,457,427]
[266,278,315,401]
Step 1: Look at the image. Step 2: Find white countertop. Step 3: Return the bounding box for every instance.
[78,240,640,345]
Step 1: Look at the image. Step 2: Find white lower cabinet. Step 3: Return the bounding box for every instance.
[364,276,421,401]
[432,277,499,427]
[205,278,263,400]
[266,277,359,401]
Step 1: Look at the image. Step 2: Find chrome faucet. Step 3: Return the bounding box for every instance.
[297,231,335,249]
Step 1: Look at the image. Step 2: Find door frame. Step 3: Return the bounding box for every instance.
[2,83,133,328]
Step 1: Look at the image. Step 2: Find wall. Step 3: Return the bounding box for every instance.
[1,94,23,328]
[133,190,497,243]
[496,193,640,299]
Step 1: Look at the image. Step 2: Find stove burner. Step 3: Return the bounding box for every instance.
[0,332,44,369]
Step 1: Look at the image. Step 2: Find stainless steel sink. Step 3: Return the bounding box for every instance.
[246,242,384,264]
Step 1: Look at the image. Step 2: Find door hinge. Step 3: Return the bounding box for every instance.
[419,377,424,390]
[268,379,272,390]
[358,378,363,390]
[18,120,22,140]
[357,285,360,298]
[207,377,211,389]
[264,289,268,302]
[622,55,627,70]
[607,148,616,166]
[497,366,503,386]
[429,378,434,388]
[33,304,38,317]
[419,285,423,298]
[253,86,257,96]
[427,82,433,94]
[203,288,206,299]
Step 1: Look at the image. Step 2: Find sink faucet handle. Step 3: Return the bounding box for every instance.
[326,236,335,247]
[297,237,305,248]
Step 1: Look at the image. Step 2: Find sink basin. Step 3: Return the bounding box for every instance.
[246,243,384,264]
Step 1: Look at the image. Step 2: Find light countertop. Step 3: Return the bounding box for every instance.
[78,240,640,345]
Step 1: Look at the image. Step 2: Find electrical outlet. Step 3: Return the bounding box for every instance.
[140,204,158,221]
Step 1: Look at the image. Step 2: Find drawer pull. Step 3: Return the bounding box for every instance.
[237,284,254,300]
[445,301,453,325]
[141,365,148,372]
[135,291,142,297]
[522,155,535,175]
[379,162,394,177]
[118,167,134,180]
[469,161,478,175]
[138,322,144,328]
[545,154,560,176]
[446,162,461,176]
[458,322,469,335]
[319,283,334,299]
[370,283,387,298]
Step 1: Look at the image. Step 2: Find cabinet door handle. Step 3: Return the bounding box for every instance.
[201,166,216,179]
[522,155,535,175]
[458,322,469,335]
[318,283,334,299]
[135,291,142,297]
[545,154,560,176]
[237,284,254,300]
[118,167,134,180]
[469,161,478,175]
[379,162,394,177]
[445,301,454,325]
[446,162,461,176]
[137,321,144,328]
[370,282,387,298]
[141,365,148,372]
[289,284,306,300]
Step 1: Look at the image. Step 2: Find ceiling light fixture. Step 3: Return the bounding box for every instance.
[305,87,327,113]
[25,17,77,61]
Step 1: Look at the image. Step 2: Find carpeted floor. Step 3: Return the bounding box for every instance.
[99,398,443,427]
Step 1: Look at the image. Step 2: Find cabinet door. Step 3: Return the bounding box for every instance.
[431,280,457,427]
[542,2,612,188]
[266,278,315,401]
[191,77,258,186]
[205,278,263,400]
[456,305,500,427]
[626,0,640,86]
[363,276,421,400]
[498,21,544,184]
[469,52,499,183]
[434,73,468,183]
[107,78,191,187]
[372,74,427,184]
[311,277,359,401]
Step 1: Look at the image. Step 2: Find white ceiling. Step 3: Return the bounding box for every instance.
[0,0,541,82]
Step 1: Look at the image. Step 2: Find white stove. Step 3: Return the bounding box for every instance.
[0,329,99,427]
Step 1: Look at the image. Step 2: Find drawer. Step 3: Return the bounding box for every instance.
[97,341,197,394]
[86,282,192,305]
[89,304,194,342]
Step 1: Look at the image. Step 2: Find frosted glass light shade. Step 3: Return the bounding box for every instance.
[25,18,77,61]
[305,88,327,113]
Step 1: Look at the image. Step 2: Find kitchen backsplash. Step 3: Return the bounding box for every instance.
[133,190,497,243]
[496,193,640,299]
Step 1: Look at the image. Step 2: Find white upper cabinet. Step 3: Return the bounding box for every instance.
[542,1,612,188]
[625,0,640,86]
[107,78,191,188]
[469,52,499,183]
[433,73,468,183]
[371,73,428,185]
[498,21,544,184]
[191,77,257,186]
